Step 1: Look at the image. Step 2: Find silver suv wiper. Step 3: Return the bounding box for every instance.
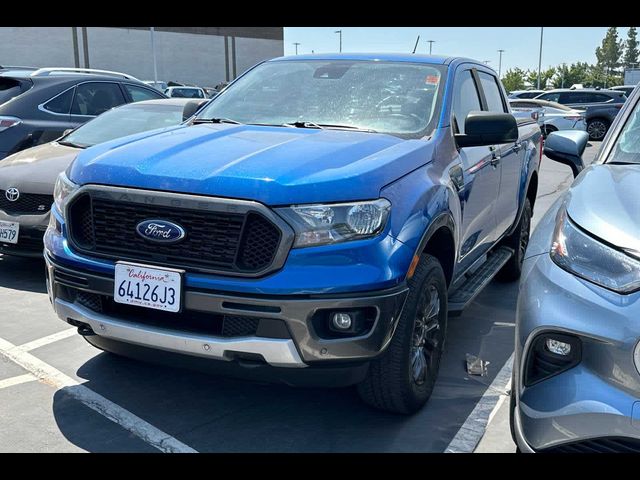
[192,117,243,125]
[282,121,377,133]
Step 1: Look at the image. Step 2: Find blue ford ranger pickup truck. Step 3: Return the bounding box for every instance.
[44,54,542,413]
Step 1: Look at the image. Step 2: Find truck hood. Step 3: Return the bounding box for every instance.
[69,124,436,205]
[0,142,79,195]
[567,163,640,253]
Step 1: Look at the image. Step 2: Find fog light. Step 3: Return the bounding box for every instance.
[546,338,572,356]
[331,312,353,330]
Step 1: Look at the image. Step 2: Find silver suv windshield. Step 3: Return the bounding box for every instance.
[607,98,640,164]
[196,60,447,139]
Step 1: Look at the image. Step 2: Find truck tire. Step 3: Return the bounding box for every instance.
[357,254,447,414]
[497,198,532,282]
[587,118,609,141]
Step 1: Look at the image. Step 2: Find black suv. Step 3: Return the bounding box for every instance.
[0,68,166,160]
[535,88,627,140]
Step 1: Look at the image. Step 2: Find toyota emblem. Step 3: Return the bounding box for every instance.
[5,187,19,202]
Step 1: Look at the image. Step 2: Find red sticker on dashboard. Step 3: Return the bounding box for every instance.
[425,75,439,84]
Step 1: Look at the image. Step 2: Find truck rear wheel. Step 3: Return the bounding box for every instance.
[357,255,447,414]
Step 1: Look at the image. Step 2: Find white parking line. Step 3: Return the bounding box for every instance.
[0,374,37,390]
[0,336,198,453]
[16,328,77,352]
[445,353,513,453]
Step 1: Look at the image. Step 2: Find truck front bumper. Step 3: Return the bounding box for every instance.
[45,253,408,385]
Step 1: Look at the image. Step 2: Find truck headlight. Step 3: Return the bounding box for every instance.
[277,198,391,248]
[53,172,79,213]
[550,206,640,293]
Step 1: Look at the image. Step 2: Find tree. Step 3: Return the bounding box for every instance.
[525,67,556,89]
[624,26,639,69]
[552,62,590,88]
[596,27,624,86]
[501,68,526,92]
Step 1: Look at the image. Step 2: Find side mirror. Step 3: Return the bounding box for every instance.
[543,130,587,178]
[182,99,208,121]
[455,111,518,148]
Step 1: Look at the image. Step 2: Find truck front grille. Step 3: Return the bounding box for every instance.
[66,193,283,275]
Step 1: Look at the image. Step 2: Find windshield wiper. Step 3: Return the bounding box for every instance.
[282,121,377,133]
[192,117,243,125]
[57,140,87,149]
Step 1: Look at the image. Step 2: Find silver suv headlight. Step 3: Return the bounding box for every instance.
[550,206,640,293]
[276,198,391,248]
[53,172,79,213]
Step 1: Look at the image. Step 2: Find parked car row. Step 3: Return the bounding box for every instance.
[509,87,633,140]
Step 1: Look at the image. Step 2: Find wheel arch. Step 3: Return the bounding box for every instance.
[412,213,456,287]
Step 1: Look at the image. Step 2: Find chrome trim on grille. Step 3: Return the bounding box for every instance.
[54,298,306,368]
[64,184,295,278]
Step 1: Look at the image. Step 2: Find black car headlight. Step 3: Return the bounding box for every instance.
[550,206,640,293]
[276,199,391,248]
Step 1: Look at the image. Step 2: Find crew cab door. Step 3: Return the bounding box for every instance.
[476,71,523,236]
[452,68,501,270]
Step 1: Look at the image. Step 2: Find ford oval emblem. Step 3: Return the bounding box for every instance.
[136,219,186,244]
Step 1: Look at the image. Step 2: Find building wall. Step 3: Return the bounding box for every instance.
[0,27,77,67]
[0,27,284,87]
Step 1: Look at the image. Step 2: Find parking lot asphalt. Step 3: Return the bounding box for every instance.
[0,142,600,453]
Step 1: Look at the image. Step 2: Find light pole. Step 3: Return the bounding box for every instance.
[293,42,301,55]
[150,27,158,85]
[483,60,491,65]
[497,49,505,79]
[334,30,342,52]
[537,27,544,89]
[427,40,435,55]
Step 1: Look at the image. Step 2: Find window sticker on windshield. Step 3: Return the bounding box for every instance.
[425,75,440,85]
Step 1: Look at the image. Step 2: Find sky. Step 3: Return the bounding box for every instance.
[284,27,632,73]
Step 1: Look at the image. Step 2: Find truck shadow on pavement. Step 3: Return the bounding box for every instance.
[0,255,46,293]
[50,279,519,453]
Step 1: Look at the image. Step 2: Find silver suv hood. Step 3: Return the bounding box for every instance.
[567,163,640,254]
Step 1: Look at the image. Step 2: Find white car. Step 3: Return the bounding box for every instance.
[164,86,207,99]
[509,98,586,136]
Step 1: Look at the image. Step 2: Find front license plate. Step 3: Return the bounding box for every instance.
[114,262,183,312]
[0,221,19,245]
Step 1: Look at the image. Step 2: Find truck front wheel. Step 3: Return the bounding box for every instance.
[357,255,447,414]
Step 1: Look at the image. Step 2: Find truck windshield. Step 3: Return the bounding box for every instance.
[197,60,446,139]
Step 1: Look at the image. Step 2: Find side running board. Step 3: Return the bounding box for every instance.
[448,246,514,316]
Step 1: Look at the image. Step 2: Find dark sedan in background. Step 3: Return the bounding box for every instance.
[0,68,165,160]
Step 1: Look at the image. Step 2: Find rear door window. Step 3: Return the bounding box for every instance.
[123,84,165,102]
[71,82,126,116]
[42,87,74,114]
[538,92,560,103]
[478,72,506,113]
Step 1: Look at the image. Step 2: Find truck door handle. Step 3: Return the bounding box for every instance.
[513,141,522,153]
